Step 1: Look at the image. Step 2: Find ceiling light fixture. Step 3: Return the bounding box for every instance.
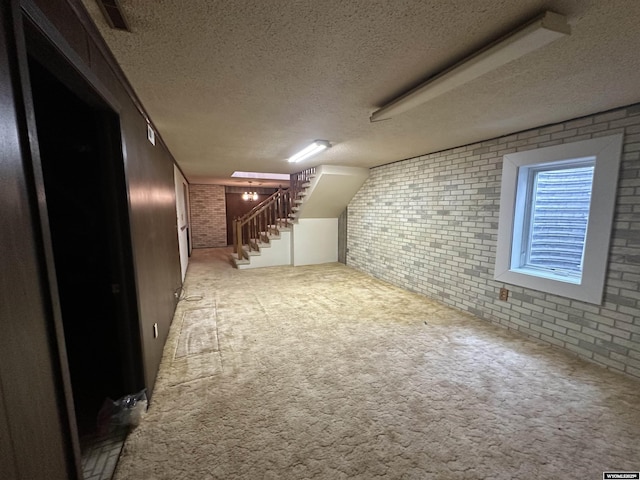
[242,191,259,201]
[288,140,331,163]
[370,11,570,122]
[242,181,259,201]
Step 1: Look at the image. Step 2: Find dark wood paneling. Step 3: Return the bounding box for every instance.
[87,38,124,104]
[225,192,273,245]
[122,106,181,392]
[31,0,89,64]
[71,0,182,393]
[0,383,18,479]
[23,0,182,397]
[0,1,76,478]
[0,0,183,475]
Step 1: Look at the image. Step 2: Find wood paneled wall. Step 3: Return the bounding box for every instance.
[26,0,182,396]
[0,0,183,477]
[0,2,77,478]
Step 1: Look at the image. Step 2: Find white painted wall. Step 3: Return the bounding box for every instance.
[237,230,292,269]
[174,165,189,281]
[292,218,338,266]
[298,165,369,219]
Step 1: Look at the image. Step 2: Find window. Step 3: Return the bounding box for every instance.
[495,134,623,304]
[513,159,594,283]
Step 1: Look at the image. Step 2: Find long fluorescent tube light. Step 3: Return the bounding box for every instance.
[288,140,331,163]
[370,11,570,122]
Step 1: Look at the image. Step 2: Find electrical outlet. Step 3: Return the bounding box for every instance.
[499,288,509,301]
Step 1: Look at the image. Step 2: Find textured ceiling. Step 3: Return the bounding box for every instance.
[80,0,640,186]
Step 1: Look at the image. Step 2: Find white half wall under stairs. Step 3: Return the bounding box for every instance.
[292,218,338,266]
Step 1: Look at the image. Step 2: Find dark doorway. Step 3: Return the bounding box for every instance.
[28,57,141,438]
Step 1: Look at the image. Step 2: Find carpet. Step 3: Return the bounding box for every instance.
[114,247,640,479]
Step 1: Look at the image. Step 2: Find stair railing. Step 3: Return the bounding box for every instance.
[232,187,294,259]
[290,167,316,200]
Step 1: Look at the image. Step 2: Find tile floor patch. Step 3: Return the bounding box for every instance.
[81,427,127,480]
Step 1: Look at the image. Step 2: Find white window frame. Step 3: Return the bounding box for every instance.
[494,134,623,304]
[511,159,594,283]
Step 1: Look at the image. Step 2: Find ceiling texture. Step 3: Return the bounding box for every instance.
[80,0,640,187]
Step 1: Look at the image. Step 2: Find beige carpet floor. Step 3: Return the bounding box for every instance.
[114,247,640,479]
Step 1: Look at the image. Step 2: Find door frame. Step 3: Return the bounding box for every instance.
[13,0,144,473]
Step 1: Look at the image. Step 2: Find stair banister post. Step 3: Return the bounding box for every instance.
[259,208,264,241]
[268,198,273,234]
[278,190,282,228]
[236,220,244,260]
[256,209,260,243]
[277,188,282,228]
[252,217,257,249]
[232,218,238,254]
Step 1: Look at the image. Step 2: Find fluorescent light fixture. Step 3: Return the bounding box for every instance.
[231,171,290,180]
[370,11,570,122]
[288,140,331,163]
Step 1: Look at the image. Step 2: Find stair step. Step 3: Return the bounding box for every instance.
[232,254,250,266]
[251,237,271,248]
[231,220,293,269]
[243,246,261,256]
[273,220,293,230]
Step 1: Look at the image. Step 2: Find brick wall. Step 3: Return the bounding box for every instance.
[189,184,227,248]
[347,104,640,379]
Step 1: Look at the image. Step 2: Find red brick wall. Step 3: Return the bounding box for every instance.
[189,185,227,248]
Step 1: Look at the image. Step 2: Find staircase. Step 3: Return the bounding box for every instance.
[230,184,299,269]
[231,165,369,269]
